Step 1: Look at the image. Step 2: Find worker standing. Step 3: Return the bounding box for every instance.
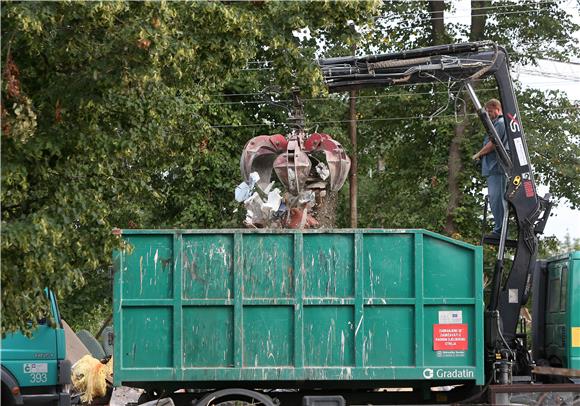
[472,99,509,238]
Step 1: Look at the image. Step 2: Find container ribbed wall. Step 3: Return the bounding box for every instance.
[114,229,484,386]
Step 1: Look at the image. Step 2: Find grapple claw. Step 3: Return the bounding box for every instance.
[273,139,311,194]
[240,134,288,190]
[304,133,351,191]
[240,131,350,196]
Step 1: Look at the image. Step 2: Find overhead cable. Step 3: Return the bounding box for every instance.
[209,106,579,129]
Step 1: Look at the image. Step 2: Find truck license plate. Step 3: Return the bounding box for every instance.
[23,363,48,373]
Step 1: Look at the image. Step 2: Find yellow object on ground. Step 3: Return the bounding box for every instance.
[71,355,113,403]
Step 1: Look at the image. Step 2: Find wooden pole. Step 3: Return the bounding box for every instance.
[349,87,358,228]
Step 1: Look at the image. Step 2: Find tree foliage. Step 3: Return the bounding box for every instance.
[2,0,578,334]
[1,1,379,334]
[330,0,580,239]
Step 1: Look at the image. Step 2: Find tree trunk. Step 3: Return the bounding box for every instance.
[444,117,468,235]
[428,0,461,235]
[429,1,446,45]
[441,1,488,235]
[470,0,490,41]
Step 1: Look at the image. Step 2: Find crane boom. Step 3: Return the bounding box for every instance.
[319,41,552,379]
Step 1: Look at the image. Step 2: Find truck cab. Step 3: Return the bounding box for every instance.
[1,290,71,406]
[533,251,580,373]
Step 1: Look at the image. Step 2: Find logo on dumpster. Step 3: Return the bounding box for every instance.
[423,368,475,380]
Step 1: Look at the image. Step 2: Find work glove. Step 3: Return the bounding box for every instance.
[471,152,480,161]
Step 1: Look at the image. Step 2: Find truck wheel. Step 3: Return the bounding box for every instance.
[206,401,269,406]
[1,384,16,406]
[195,389,276,406]
[137,389,163,404]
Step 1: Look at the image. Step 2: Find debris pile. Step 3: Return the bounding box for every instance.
[235,172,320,229]
[237,92,350,229]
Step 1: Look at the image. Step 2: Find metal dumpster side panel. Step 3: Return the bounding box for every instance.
[543,251,580,370]
[113,229,484,386]
[569,251,580,370]
[544,254,569,367]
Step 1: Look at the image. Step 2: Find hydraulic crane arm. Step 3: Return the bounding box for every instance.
[319,41,552,376]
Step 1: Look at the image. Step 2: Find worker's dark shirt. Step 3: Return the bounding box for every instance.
[482,115,508,177]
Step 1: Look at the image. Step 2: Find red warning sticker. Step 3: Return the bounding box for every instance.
[523,180,535,198]
[433,324,468,351]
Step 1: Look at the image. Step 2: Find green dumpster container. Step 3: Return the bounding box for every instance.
[534,251,580,370]
[113,229,484,388]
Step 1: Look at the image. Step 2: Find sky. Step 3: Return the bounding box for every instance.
[447,0,580,242]
[518,60,580,242]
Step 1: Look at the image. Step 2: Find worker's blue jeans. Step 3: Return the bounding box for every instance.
[487,174,507,234]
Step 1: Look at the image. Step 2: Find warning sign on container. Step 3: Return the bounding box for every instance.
[433,324,468,351]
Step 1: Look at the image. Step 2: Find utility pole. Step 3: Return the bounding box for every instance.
[345,25,359,228]
[349,54,358,228]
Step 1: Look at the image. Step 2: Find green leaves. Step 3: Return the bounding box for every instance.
[1,1,381,334]
[2,0,577,334]
[519,89,580,208]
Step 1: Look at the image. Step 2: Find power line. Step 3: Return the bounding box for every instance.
[241,41,578,70]
[517,69,580,81]
[204,81,580,106]
[540,57,580,66]
[209,77,580,100]
[373,1,575,20]
[371,0,564,19]
[307,107,578,125]
[464,0,568,12]
[241,50,580,73]
[439,6,575,21]
[206,88,498,106]
[209,106,579,129]
[241,39,577,68]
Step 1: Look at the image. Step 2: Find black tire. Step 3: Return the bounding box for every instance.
[137,389,166,405]
[196,389,276,406]
[1,383,16,406]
